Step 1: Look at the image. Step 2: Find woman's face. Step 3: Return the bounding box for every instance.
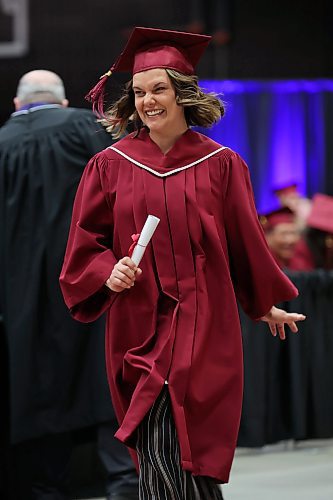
[132,68,186,136]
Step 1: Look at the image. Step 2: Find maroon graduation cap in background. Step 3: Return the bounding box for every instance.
[307,193,333,233]
[259,207,295,232]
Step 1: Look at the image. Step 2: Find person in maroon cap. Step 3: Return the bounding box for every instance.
[60,27,305,499]
[291,193,333,271]
[273,181,312,233]
[260,207,301,269]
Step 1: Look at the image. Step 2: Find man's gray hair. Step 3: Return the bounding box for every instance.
[16,70,66,104]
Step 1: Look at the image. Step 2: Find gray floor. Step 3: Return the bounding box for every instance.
[85,439,333,500]
[223,439,333,500]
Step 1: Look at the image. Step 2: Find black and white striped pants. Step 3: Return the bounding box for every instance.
[136,386,224,500]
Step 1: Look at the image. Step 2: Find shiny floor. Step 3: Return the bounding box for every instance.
[85,439,333,500]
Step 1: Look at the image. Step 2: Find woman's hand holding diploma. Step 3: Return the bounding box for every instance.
[105,215,160,293]
[105,256,142,293]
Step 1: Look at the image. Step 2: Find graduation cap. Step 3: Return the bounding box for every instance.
[259,207,295,232]
[272,182,299,197]
[307,193,333,233]
[86,26,211,116]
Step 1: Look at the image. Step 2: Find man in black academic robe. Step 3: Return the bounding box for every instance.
[0,70,138,500]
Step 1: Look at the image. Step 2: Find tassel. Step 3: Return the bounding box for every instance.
[85,69,112,117]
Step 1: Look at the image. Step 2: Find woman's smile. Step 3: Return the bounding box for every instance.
[145,108,165,120]
[145,109,164,117]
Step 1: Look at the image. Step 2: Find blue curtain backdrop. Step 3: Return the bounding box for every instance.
[196,80,333,213]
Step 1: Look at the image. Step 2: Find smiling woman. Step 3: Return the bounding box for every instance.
[132,68,188,152]
[105,67,223,145]
[60,26,305,500]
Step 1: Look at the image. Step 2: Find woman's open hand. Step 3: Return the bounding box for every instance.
[260,306,306,340]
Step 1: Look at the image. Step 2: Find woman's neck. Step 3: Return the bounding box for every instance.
[149,125,188,155]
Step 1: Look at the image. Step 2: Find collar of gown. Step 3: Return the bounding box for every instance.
[108,127,225,177]
[12,103,63,116]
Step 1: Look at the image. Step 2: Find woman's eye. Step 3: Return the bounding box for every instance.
[134,91,144,97]
[155,87,165,92]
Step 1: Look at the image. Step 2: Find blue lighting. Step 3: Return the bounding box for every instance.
[196,80,333,212]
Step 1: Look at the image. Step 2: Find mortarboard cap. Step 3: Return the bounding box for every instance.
[260,207,295,232]
[307,193,333,233]
[86,27,211,116]
[111,27,211,75]
[272,182,298,196]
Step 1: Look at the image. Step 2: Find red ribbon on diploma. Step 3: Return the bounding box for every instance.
[128,233,140,257]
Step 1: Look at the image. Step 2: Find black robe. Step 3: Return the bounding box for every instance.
[0,105,115,443]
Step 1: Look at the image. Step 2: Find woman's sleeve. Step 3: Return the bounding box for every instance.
[222,151,298,320]
[59,153,118,322]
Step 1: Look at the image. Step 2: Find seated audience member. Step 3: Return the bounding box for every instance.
[260,207,300,269]
[291,193,333,271]
[273,182,312,232]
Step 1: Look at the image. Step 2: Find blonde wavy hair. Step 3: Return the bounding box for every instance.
[102,69,225,139]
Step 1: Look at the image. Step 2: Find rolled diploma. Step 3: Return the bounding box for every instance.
[131,215,160,266]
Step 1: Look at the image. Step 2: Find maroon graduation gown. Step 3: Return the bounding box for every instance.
[289,238,316,271]
[60,128,298,482]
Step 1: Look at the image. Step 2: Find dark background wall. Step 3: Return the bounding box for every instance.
[1,0,332,126]
[229,0,333,78]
